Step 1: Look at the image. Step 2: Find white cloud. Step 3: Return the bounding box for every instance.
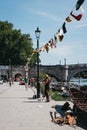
[49,45,73,56]
[27,8,61,22]
[35,10,60,22]
[76,22,87,28]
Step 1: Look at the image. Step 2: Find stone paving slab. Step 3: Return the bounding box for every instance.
[0,82,86,130]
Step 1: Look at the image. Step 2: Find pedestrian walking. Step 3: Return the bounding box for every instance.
[9,78,12,87]
[24,76,28,91]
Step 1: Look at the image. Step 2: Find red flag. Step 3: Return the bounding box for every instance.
[70,11,83,21]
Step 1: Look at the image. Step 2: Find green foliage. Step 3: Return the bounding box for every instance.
[39,72,46,81]
[0,21,36,65]
[50,90,64,101]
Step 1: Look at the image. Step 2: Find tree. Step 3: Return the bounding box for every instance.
[0,21,37,65]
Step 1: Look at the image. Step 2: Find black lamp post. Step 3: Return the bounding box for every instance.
[9,58,11,79]
[35,27,41,98]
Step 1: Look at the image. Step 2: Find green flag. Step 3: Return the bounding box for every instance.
[75,0,85,10]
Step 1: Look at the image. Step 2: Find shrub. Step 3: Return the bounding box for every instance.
[49,90,64,101]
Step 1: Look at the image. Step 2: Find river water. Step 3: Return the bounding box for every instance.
[69,78,87,86]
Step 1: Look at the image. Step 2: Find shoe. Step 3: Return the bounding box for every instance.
[45,100,50,102]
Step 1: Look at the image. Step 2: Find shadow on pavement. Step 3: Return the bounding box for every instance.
[23,97,44,103]
[23,100,41,103]
[51,104,87,130]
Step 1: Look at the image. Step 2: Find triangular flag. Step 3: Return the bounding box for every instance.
[66,16,72,22]
[57,29,64,42]
[33,49,39,53]
[27,58,30,62]
[75,0,85,10]
[62,22,67,34]
[54,35,58,43]
[39,46,45,52]
[58,35,64,42]
[80,6,84,13]
[70,11,83,21]
[50,38,56,48]
[45,43,49,53]
[58,29,63,35]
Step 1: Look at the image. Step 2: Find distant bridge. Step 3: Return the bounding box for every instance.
[29,64,87,81]
[0,64,87,81]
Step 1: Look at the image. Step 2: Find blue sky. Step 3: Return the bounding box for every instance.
[0,0,87,65]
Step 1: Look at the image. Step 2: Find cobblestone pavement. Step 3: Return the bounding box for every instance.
[0,82,86,130]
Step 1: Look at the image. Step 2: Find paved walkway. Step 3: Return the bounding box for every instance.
[0,82,86,130]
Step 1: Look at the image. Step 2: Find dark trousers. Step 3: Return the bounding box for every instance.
[45,88,49,101]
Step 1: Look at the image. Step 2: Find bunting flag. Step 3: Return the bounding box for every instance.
[26,0,85,65]
[54,34,58,43]
[70,11,83,21]
[53,37,57,47]
[45,43,49,53]
[39,46,45,52]
[27,52,34,62]
[49,38,56,48]
[75,0,85,10]
[62,22,67,34]
[80,6,84,13]
[33,49,39,53]
[66,16,72,22]
[57,29,64,42]
[58,34,64,42]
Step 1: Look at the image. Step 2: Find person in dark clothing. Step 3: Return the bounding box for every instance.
[61,102,71,111]
[44,75,50,102]
[9,78,12,87]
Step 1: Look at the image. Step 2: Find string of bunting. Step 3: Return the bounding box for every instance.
[27,0,85,65]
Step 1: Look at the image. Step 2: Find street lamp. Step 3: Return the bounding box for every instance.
[35,27,41,98]
[9,58,11,79]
